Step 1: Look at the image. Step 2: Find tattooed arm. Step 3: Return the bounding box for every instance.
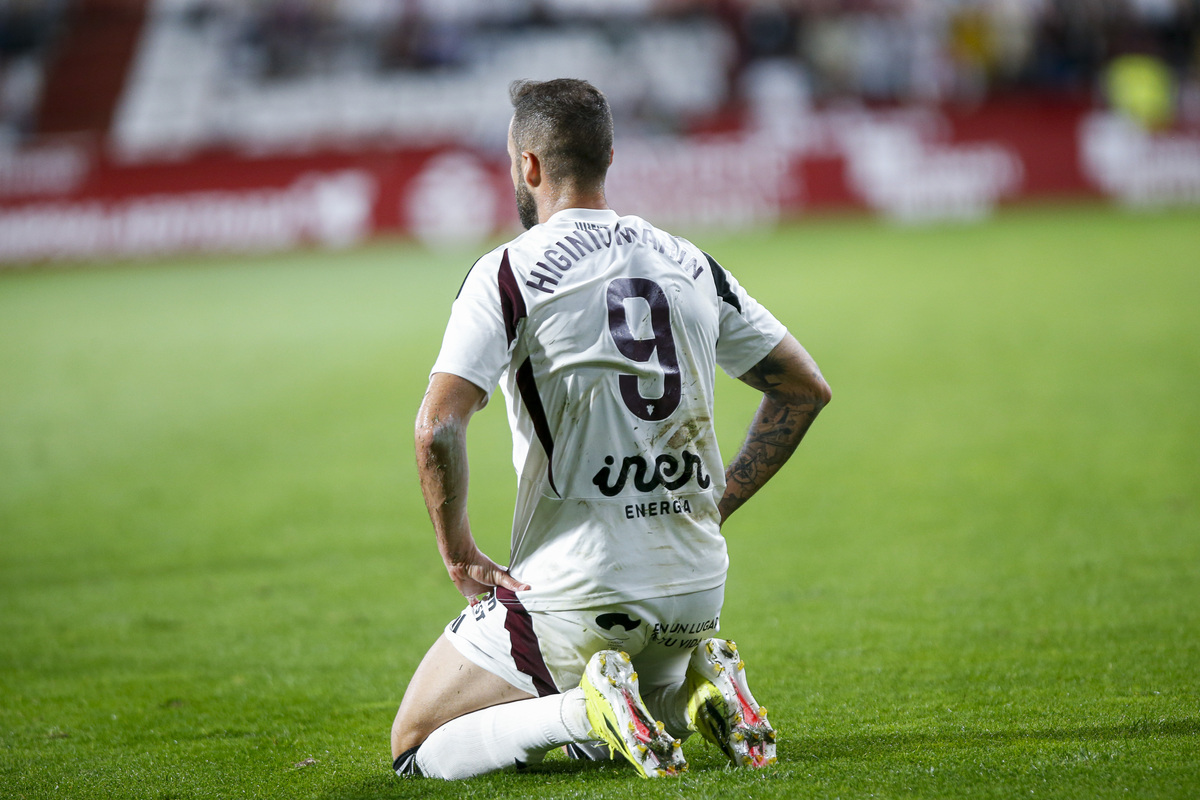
[719,333,831,525]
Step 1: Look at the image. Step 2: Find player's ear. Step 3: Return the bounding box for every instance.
[521,151,541,188]
[608,148,614,166]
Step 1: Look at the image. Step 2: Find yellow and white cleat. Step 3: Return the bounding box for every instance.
[685,638,777,768]
[580,650,687,778]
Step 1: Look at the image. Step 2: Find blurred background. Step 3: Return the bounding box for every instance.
[1,0,1199,261]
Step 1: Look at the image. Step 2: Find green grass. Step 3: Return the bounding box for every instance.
[2,203,1198,799]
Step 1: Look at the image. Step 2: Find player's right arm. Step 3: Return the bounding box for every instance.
[718,333,831,525]
[415,372,531,599]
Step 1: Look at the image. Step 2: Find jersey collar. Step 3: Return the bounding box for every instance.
[545,207,620,226]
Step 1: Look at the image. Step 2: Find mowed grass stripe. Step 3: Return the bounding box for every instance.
[1,204,1197,799]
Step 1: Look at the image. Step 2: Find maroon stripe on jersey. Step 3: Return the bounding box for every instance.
[496,587,557,696]
[704,251,743,313]
[497,249,526,346]
[515,357,560,496]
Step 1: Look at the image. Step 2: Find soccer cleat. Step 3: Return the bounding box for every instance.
[580,650,687,778]
[685,638,777,768]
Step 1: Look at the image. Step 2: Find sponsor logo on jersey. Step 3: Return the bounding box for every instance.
[624,498,695,520]
[591,449,711,497]
[651,617,720,649]
[596,612,642,632]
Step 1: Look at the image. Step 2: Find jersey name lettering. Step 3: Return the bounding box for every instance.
[525,222,703,295]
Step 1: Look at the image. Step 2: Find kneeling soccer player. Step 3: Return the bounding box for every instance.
[389,78,830,779]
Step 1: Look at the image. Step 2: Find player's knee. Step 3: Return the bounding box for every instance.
[391,728,424,761]
[391,709,434,759]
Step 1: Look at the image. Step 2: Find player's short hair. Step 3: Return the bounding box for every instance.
[509,78,613,190]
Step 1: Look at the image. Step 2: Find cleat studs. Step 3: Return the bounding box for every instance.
[655,720,665,733]
[631,671,638,682]
[737,660,746,671]
[759,706,768,718]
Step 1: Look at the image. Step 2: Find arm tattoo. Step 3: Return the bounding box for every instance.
[725,403,801,487]
[738,353,787,393]
[720,353,827,522]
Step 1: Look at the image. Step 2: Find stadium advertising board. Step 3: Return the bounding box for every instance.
[2,102,1199,263]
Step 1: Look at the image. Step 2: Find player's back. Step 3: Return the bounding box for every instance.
[506,212,720,491]
[434,207,784,609]
[495,209,727,608]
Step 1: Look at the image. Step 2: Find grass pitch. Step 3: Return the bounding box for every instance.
[1,204,1198,799]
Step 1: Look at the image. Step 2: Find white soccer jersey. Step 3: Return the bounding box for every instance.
[431,208,787,611]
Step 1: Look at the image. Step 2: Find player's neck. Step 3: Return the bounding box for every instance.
[537,185,608,224]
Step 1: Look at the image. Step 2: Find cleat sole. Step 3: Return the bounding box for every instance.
[582,650,687,779]
[685,638,777,769]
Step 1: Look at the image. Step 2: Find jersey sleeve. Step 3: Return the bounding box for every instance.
[429,253,512,397]
[706,253,788,379]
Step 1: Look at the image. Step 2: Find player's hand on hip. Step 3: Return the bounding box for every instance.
[445,548,531,600]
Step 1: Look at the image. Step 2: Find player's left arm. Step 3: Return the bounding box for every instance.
[719,333,831,525]
[415,372,531,599]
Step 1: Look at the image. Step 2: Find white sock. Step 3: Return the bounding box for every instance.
[643,680,694,742]
[414,688,591,780]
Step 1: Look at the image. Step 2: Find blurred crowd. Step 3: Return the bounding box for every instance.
[216,0,1200,102]
[0,0,68,143]
[2,0,1200,147]
[199,0,1200,100]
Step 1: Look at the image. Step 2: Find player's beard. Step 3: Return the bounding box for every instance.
[515,180,538,230]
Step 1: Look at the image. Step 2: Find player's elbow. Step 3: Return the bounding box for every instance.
[756,334,830,412]
[810,373,832,410]
[775,365,830,413]
[413,375,487,462]
[414,415,463,463]
[796,348,831,411]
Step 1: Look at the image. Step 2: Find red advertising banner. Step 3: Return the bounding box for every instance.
[2,100,1198,263]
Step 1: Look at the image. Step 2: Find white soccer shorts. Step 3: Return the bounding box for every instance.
[443,585,724,697]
